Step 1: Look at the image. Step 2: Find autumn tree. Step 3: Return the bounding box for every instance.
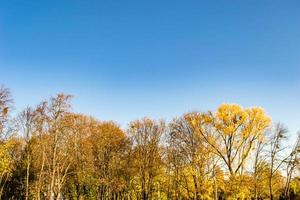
[252,137,267,199]
[267,123,289,200]
[61,114,97,199]
[0,86,14,199]
[128,118,165,200]
[0,85,299,200]
[26,94,73,199]
[90,121,129,199]
[16,107,37,200]
[168,112,219,200]
[193,104,271,177]
[283,133,300,198]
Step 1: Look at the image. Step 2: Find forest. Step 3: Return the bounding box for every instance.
[0,85,299,200]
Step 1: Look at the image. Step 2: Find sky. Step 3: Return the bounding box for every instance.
[0,0,299,139]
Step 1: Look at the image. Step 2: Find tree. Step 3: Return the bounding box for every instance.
[0,86,14,199]
[61,113,97,199]
[28,94,72,200]
[0,85,300,200]
[283,133,300,198]
[168,112,218,200]
[193,104,271,177]
[90,121,129,199]
[252,138,267,199]
[128,118,165,200]
[16,107,37,200]
[267,123,288,200]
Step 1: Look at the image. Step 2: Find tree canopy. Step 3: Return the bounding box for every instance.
[0,86,299,200]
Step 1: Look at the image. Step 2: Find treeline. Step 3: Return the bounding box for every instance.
[0,86,299,200]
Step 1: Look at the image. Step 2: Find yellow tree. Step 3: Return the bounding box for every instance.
[16,107,38,200]
[168,112,218,200]
[192,104,271,177]
[29,94,72,199]
[61,113,96,199]
[46,94,72,200]
[267,123,289,200]
[0,86,14,199]
[89,121,129,199]
[128,118,165,200]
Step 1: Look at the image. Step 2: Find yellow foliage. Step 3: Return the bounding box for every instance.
[0,139,19,180]
[216,104,271,138]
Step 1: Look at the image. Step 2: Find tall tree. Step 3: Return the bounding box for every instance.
[192,104,271,177]
[283,133,300,198]
[0,86,13,199]
[267,123,288,200]
[128,118,165,200]
[168,112,217,200]
[16,107,36,200]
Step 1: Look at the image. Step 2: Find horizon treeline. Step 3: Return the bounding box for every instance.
[0,86,299,200]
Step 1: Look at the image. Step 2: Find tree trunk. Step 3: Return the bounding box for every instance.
[213,173,218,200]
[269,175,273,200]
[25,153,30,200]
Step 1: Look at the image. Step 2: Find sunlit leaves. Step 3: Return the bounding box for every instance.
[0,85,297,200]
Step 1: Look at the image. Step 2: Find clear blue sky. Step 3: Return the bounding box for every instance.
[0,1,299,137]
